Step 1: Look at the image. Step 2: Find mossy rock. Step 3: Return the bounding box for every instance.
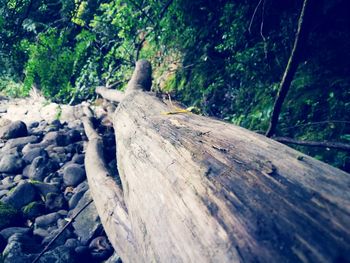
[0,202,20,230]
[22,201,45,220]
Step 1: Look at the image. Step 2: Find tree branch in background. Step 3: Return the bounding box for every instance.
[135,0,175,61]
[248,0,264,33]
[266,0,311,137]
[281,120,350,131]
[159,0,174,19]
[274,137,350,152]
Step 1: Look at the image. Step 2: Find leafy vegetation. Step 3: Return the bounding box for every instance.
[0,0,349,171]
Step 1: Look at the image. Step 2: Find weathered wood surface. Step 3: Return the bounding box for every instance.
[86,60,350,263]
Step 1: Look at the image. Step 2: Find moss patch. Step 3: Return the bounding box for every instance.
[0,202,20,230]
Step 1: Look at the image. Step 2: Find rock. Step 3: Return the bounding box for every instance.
[68,182,88,210]
[13,174,24,182]
[39,245,77,263]
[0,190,9,198]
[65,129,82,145]
[35,211,61,229]
[68,188,87,210]
[42,227,73,248]
[89,236,113,261]
[0,227,31,240]
[50,119,62,129]
[2,182,38,210]
[22,148,47,164]
[23,156,58,181]
[0,121,27,139]
[71,191,101,245]
[21,141,50,155]
[63,164,86,187]
[28,122,39,129]
[43,131,66,146]
[31,182,59,196]
[2,233,39,263]
[33,227,49,239]
[65,238,80,249]
[0,182,16,191]
[0,202,20,230]
[22,201,46,220]
[104,251,122,263]
[74,245,91,261]
[2,234,32,263]
[71,154,85,165]
[2,136,39,151]
[0,154,24,174]
[1,176,13,185]
[0,234,6,253]
[45,193,66,212]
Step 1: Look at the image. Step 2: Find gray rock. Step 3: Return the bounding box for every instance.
[65,238,80,249]
[22,148,47,164]
[0,202,20,230]
[2,233,39,263]
[0,227,31,240]
[89,236,113,261]
[2,136,39,151]
[75,245,92,261]
[65,129,82,145]
[22,156,58,181]
[68,188,87,210]
[105,251,122,263]
[21,141,50,155]
[71,190,101,244]
[0,154,24,174]
[72,154,84,165]
[31,182,59,196]
[63,164,86,187]
[35,212,61,228]
[0,121,27,139]
[42,227,73,248]
[0,182,16,191]
[28,122,39,129]
[0,189,9,198]
[45,192,66,212]
[0,234,6,253]
[13,174,24,182]
[33,227,49,239]
[38,245,77,263]
[1,176,13,185]
[2,181,38,209]
[22,201,46,220]
[43,131,66,146]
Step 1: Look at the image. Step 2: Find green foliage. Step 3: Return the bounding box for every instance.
[0,0,349,171]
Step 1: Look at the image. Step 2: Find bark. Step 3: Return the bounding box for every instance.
[86,60,350,263]
[96,86,125,103]
[82,116,139,260]
[266,0,312,137]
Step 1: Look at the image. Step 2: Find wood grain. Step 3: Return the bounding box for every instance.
[86,60,350,263]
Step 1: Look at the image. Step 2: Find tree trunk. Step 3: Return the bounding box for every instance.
[266,0,312,137]
[85,60,350,263]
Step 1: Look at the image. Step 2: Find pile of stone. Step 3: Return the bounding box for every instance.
[0,119,120,263]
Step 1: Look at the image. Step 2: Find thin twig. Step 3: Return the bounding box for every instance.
[32,199,93,263]
[260,0,268,59]
[248,0,264,33]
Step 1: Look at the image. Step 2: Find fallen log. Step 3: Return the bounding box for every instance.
[85,60,350,263]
